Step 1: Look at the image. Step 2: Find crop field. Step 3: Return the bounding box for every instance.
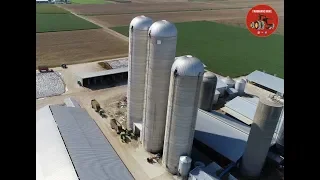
[61,1,283,15]
[36,4,69,14]
[70,0,113,4]
[36,4,100,33]
[112,21,284,78]
[36,29,128,68]
[88,8,249,27]
[61,2,251,15]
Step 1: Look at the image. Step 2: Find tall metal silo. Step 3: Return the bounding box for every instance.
[142,20,178,153]
[240,95,284,178]
[127,16,153,130]
[199,71,217,111]
[162,55,204,174]
[235,79,246,96]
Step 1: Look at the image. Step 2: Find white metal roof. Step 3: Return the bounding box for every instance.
[246,70,284,94]
[195,109,279,162]
[76,67,128,79]
[221,96,258,125]
[64,97,81,108]
[36,106,79,180]
[50,105,133,180]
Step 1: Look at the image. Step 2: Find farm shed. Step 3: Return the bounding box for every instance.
[76,67,128,88]
[36,105,133,180]
[195,109,279,163]
[246,70,284,96]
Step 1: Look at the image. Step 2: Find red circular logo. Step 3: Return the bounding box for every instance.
[246,4,278,37]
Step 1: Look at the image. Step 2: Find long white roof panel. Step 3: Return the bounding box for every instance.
[36,106,79,180]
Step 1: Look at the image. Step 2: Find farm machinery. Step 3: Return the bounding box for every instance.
[91,99,107,118]
[107,96,136,143]
[250,14,275,30]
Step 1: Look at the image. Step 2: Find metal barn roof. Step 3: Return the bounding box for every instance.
[246,70,284,94]
[36,106,79,180]
[221,96,259,125]
[76,67,128,79]
[50,105,133,180]
[64,97,81,108]
[189,162,237,180]
[195,109,250,162]
[195,109,279,163]
[36,105,133,180]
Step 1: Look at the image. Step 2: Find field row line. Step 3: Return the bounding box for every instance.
[57,4,129,42]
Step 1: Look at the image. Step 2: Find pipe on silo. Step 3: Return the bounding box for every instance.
[142,20,177,153]
[127,16,153,131]
[276,109,284,149]
[199,71,217,111]
[240,95,284,178]
[162,55,204,174]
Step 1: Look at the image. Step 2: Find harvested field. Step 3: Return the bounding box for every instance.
[70,0,113,4]
[131,0,187,2]
[36,29,128,68]
[88,9,250,27]
[213,16,284,35]
[61,2,252,15]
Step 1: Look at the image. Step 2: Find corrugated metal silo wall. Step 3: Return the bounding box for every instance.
[142,36,177,153]
[276,109,284,147]
[127,28,150,130]
[162,74,202,174]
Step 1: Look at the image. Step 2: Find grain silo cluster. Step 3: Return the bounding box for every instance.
[127,16,204,175]
[126,15,284,179]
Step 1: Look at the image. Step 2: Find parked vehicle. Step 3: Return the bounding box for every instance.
[91,99,101,112]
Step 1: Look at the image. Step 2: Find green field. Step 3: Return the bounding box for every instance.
[36,4,100,33]
[111,21,284,78]
[70,0,112,4]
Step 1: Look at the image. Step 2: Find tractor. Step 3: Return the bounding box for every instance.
[250,14,275,30]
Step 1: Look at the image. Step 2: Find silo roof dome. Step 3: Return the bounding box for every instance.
[203,71,217,79]
[130,15,153,31]
[171,55,204,76]
[222,76,235,85]
[149,20,177,38]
